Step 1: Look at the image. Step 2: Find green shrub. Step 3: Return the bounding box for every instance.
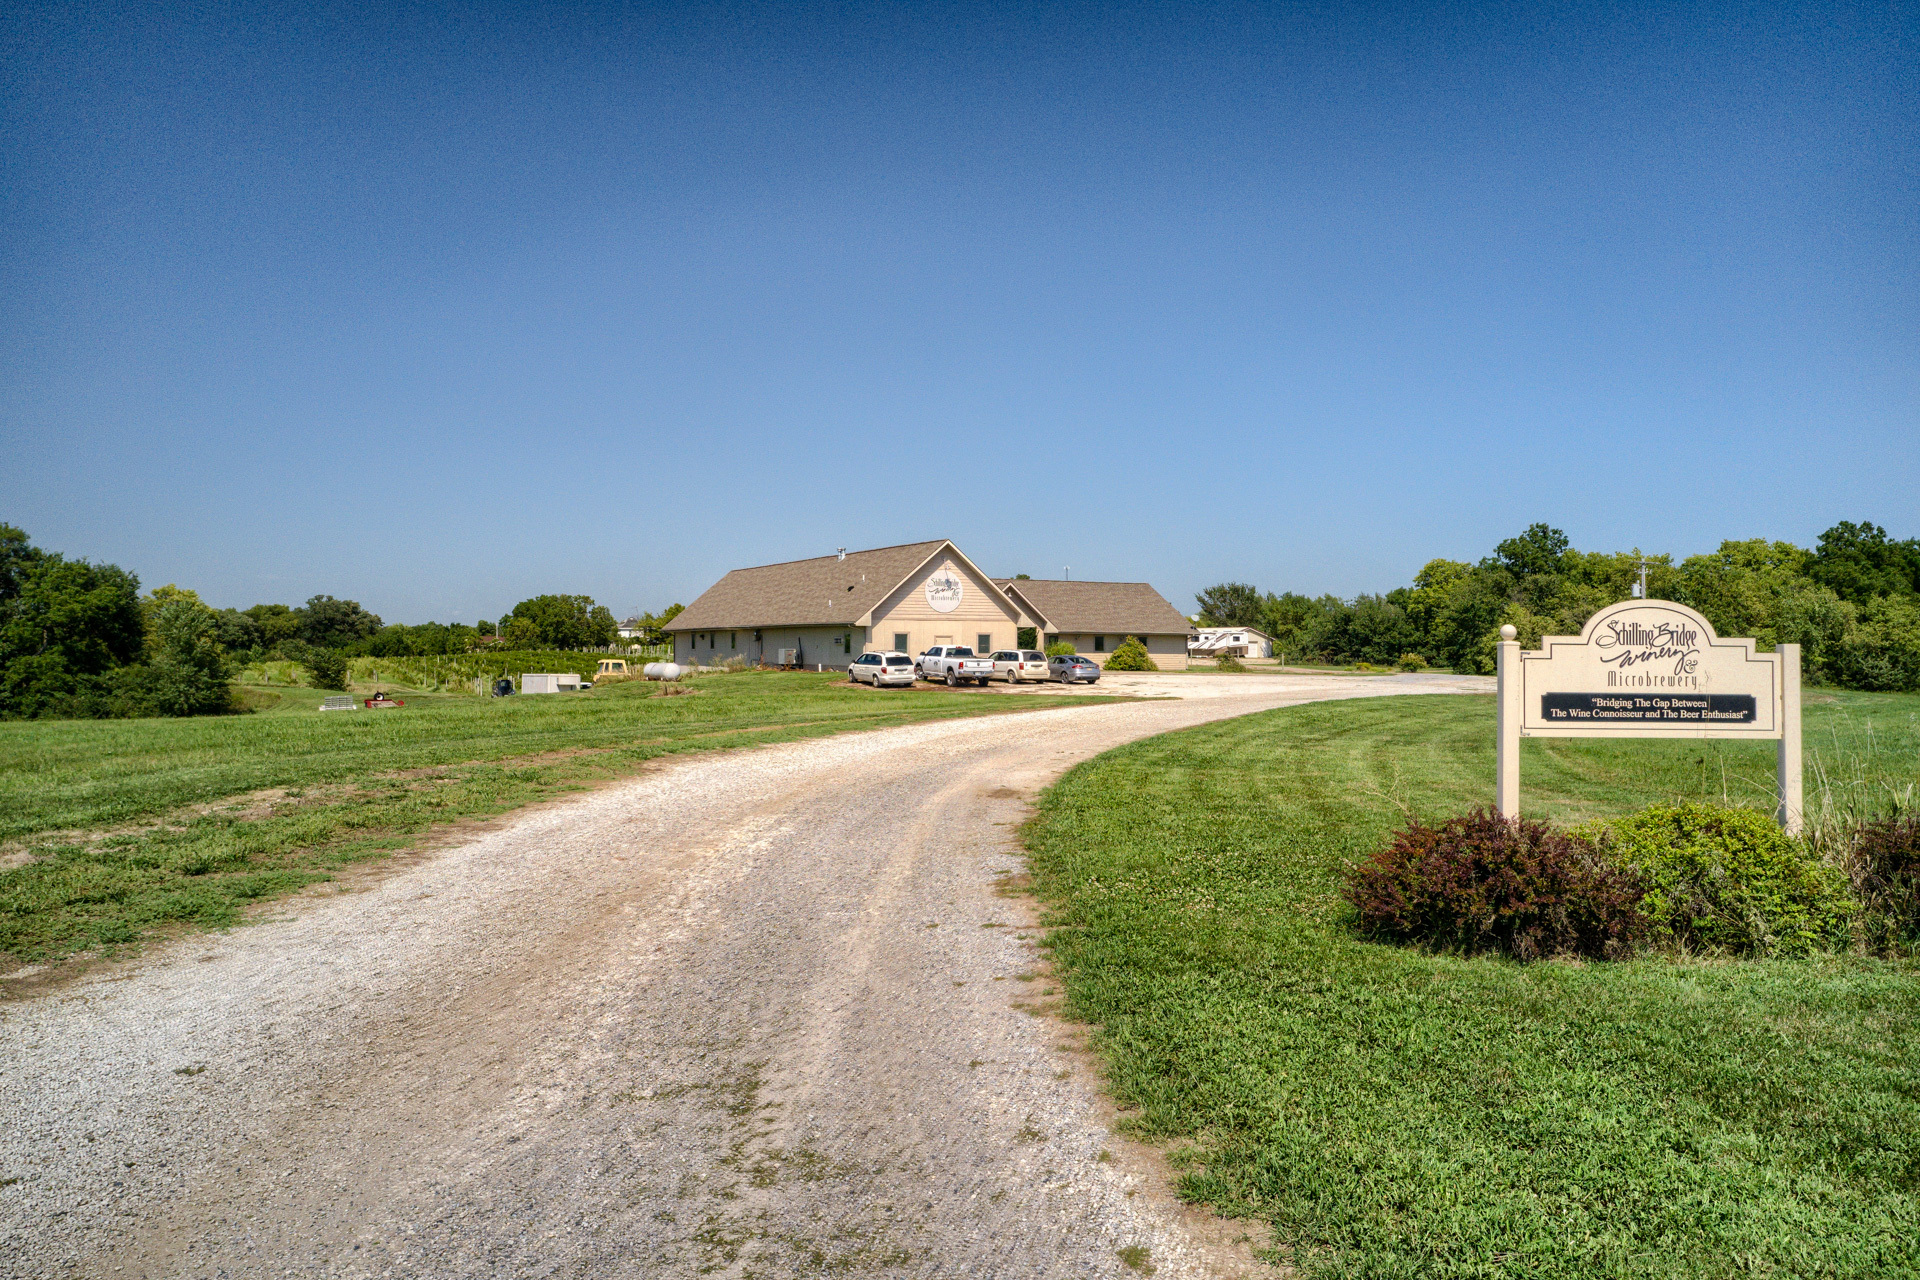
[1103,636,1157,671]
[108,597,236,717]
[1044,640,1077,658]
[1345,809,1649,960]
[1828,595,1920,692]
[1395,652,1429,672]
[306,651,349,691]
[1214,652,1246,672]
[1585,803,1851,955]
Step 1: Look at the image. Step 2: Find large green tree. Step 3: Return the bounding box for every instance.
[1808,521,1920,604]
[243,602,303,646]
[298,595,383,648]
[0,525,145,717]
[113,594,235,716]
[629,603,685,646]
[1489,522,1573,581]
[1194,582,1262,629]
[1260,592,1338,660]
[506,594,617,649]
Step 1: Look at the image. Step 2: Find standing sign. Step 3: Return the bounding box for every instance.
[1496,600,1802,832]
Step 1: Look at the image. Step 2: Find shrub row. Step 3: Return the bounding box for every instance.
[1345,802,1908,961]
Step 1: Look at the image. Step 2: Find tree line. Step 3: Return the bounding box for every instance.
[1195,520,1920,691]
[0,523,686,718]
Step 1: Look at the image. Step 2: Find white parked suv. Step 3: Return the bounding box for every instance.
[989,650,1049,683]
[849,651,917,687]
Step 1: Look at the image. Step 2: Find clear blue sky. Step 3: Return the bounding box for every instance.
[3,2,1913,624]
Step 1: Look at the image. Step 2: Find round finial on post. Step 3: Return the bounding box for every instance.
[1500,624,1517,641]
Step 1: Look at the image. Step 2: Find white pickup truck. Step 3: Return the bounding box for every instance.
[918,645,995,686]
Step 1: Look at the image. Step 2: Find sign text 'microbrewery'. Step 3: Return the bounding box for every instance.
[1540,693,1757,724]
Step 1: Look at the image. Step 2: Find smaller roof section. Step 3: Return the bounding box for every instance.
[996,579,1189,637]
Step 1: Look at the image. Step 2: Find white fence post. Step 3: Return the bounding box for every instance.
[1777,643,1803,835]
[1496,625,1521,819]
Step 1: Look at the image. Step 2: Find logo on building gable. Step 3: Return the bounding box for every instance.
[925,567,964,614]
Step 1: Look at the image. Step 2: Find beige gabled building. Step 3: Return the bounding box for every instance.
[669,540,1190,670]
[668,540,1036,669]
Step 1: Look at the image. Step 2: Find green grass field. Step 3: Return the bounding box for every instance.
[0,670,1110,962]
[1022,689,1920,1280]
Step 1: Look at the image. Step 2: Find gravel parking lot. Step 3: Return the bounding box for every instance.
[1,671,1487,1279]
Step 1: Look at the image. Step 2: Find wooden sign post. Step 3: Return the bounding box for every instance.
[1496,600,1802,833]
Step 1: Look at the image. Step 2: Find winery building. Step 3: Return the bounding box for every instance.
[668,540,1190,670]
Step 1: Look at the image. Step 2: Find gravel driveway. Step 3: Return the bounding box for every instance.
[1,672,1487,1279]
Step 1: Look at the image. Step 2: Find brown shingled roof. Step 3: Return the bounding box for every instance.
[995,579,1189,636]
[669,541,951,632]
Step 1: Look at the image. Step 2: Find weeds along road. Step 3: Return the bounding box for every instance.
[3,672,1487,1280]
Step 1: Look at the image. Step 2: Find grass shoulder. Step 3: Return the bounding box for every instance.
[1020,689,1920,1279]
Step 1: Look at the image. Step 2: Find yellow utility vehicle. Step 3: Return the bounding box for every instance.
[594,658,630,684]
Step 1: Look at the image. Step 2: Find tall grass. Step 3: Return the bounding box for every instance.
[1804,713,1918,833]
[1796,708,1920,954]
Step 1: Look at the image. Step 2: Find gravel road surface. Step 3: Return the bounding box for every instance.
[2,672,1487,1279]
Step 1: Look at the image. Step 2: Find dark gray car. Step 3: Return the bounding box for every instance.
[1049,654,1100,684]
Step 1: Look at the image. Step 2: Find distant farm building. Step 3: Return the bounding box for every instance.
[1190,626,1275,659]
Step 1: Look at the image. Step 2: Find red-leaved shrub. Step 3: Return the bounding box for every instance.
[1851,812,1920,949]
[1344,809,1649,960]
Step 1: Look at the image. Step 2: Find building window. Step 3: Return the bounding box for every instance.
[1095,636,1106,652]
[977,633,992,653]
[730,632,736,649]
[893,633,908,652]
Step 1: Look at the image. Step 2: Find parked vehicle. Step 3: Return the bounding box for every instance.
[1049,653,1101,684]
[849,651,917,687]
[990,650,1050,683]
[919,645,995,686]
[595,658,628,683]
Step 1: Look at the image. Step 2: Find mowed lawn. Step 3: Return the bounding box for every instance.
[1,671,1110,961]
[1022,690,1920,1280]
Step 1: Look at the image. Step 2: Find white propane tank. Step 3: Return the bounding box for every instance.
[642,662,683,681]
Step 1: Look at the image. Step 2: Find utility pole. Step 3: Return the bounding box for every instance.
[1634,550,1650,600]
